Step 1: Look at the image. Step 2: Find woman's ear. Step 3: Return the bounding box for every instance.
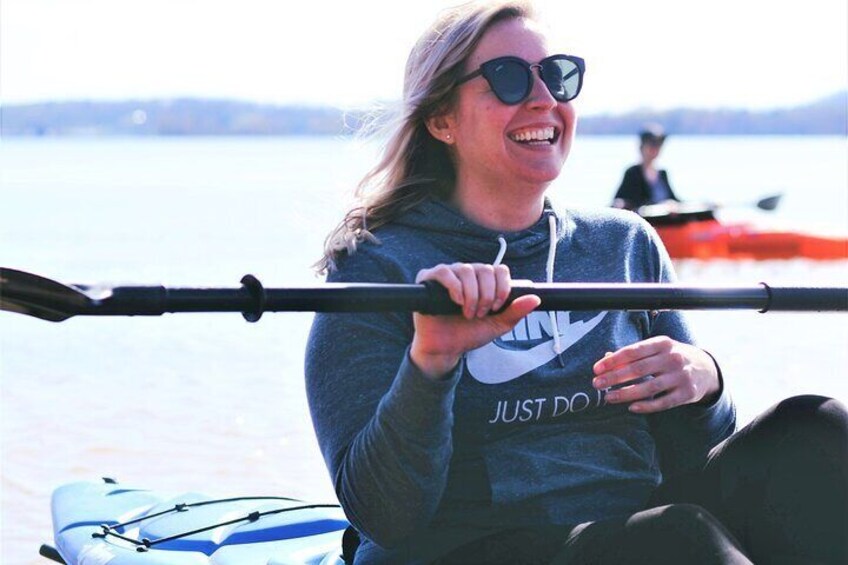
[425,113,456,145]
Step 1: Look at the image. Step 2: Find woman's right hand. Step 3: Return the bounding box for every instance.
[410,263,540,379]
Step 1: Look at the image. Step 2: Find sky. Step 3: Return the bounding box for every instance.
[1,0,846,115]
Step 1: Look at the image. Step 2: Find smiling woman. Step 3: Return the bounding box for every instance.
[303,1,848,564]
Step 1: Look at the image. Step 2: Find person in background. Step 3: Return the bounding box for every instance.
[306,1,848,563]
[612,123,680,211]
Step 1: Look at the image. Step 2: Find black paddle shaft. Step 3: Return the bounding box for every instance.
[260,281,847,315]
[1,268,846,322]
[37,280,848,318]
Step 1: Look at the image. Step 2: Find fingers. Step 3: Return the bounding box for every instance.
[592,354,663,391]
[416,263,515,319]
[592,337,670,388]
[416,264,466,307]
[494,294,542,330]
[472,264,496,318]
[492,265,512,311]
[627,388,692,413]
[454,264,481,319]
[410,263,539,380]
[592,336,673,378]
[593,337,719,413]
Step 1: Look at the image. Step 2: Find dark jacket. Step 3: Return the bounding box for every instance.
[613,165,679,210]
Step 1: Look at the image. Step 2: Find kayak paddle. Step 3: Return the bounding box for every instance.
[755,193,782,211]
[2,268,846,322]
[639,193,783,221]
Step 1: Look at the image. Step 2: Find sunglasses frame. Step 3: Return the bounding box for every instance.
[456,54,585,105]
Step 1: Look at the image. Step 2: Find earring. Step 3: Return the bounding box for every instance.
[445,134,452,141]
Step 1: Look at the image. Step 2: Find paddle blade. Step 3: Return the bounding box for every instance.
[756,193,782,211]
[0,268,92,322]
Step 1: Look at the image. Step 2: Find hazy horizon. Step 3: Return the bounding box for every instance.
[2,0,846,115]
[4,88,846,117]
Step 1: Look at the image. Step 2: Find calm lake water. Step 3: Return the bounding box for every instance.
[1,135,847,563]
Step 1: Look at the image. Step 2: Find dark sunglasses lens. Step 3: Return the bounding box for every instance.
[542,58,581,101]
[486,60,530,104]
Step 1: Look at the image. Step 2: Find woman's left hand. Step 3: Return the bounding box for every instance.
[591,336,720,413]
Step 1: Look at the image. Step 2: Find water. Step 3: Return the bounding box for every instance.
[1,135,847,563]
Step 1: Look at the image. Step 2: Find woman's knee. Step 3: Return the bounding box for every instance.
[631,505,750,563]
[555,504,750,564]
[761,395,848,446]
[648,503,727,534]
[772,394,847,422]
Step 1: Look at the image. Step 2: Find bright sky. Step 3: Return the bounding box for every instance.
[2,0,846,115]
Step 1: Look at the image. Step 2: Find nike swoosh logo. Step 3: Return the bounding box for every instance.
[466,311,607,384]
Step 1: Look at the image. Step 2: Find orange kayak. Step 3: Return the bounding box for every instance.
[655,218,848,260]
[641,206,848,261]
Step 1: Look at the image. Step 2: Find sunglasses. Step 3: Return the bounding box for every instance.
[456,54,585,105]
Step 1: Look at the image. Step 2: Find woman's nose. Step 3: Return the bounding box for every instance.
[525,71,557,110]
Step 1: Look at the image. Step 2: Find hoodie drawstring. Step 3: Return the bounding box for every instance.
[493,214,562,356]
[546,214,563,354]
[493,236,508,267]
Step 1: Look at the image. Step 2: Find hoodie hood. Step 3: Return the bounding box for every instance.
[392,197,571,265]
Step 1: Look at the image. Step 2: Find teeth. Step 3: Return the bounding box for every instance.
[509,127,556,143]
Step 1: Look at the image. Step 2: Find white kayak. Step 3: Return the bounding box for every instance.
[40,478,352,565]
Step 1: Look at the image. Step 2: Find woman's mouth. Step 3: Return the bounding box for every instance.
[508,126,559,145]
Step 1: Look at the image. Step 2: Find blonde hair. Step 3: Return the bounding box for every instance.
[316,0,536,273]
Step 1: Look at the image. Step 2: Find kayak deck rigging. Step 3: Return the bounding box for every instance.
[92,497,342,554]
[43,479,351,564]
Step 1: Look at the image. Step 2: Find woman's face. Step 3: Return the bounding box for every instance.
[445,17,576,194]
[640,141,662,164]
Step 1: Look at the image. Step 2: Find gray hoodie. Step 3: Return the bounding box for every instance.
[305,198,735,563]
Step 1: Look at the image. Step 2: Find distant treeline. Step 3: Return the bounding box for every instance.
[2,91,845,136]
[582,91,847,136]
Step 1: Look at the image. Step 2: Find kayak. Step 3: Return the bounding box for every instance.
[656,219,848,260]
[640,206,848,261]
[39,478,351,565]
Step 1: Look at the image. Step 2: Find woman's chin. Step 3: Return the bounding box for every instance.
[516,163,565,186]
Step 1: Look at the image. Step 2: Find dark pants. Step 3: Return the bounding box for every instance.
[436,395,848,565]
